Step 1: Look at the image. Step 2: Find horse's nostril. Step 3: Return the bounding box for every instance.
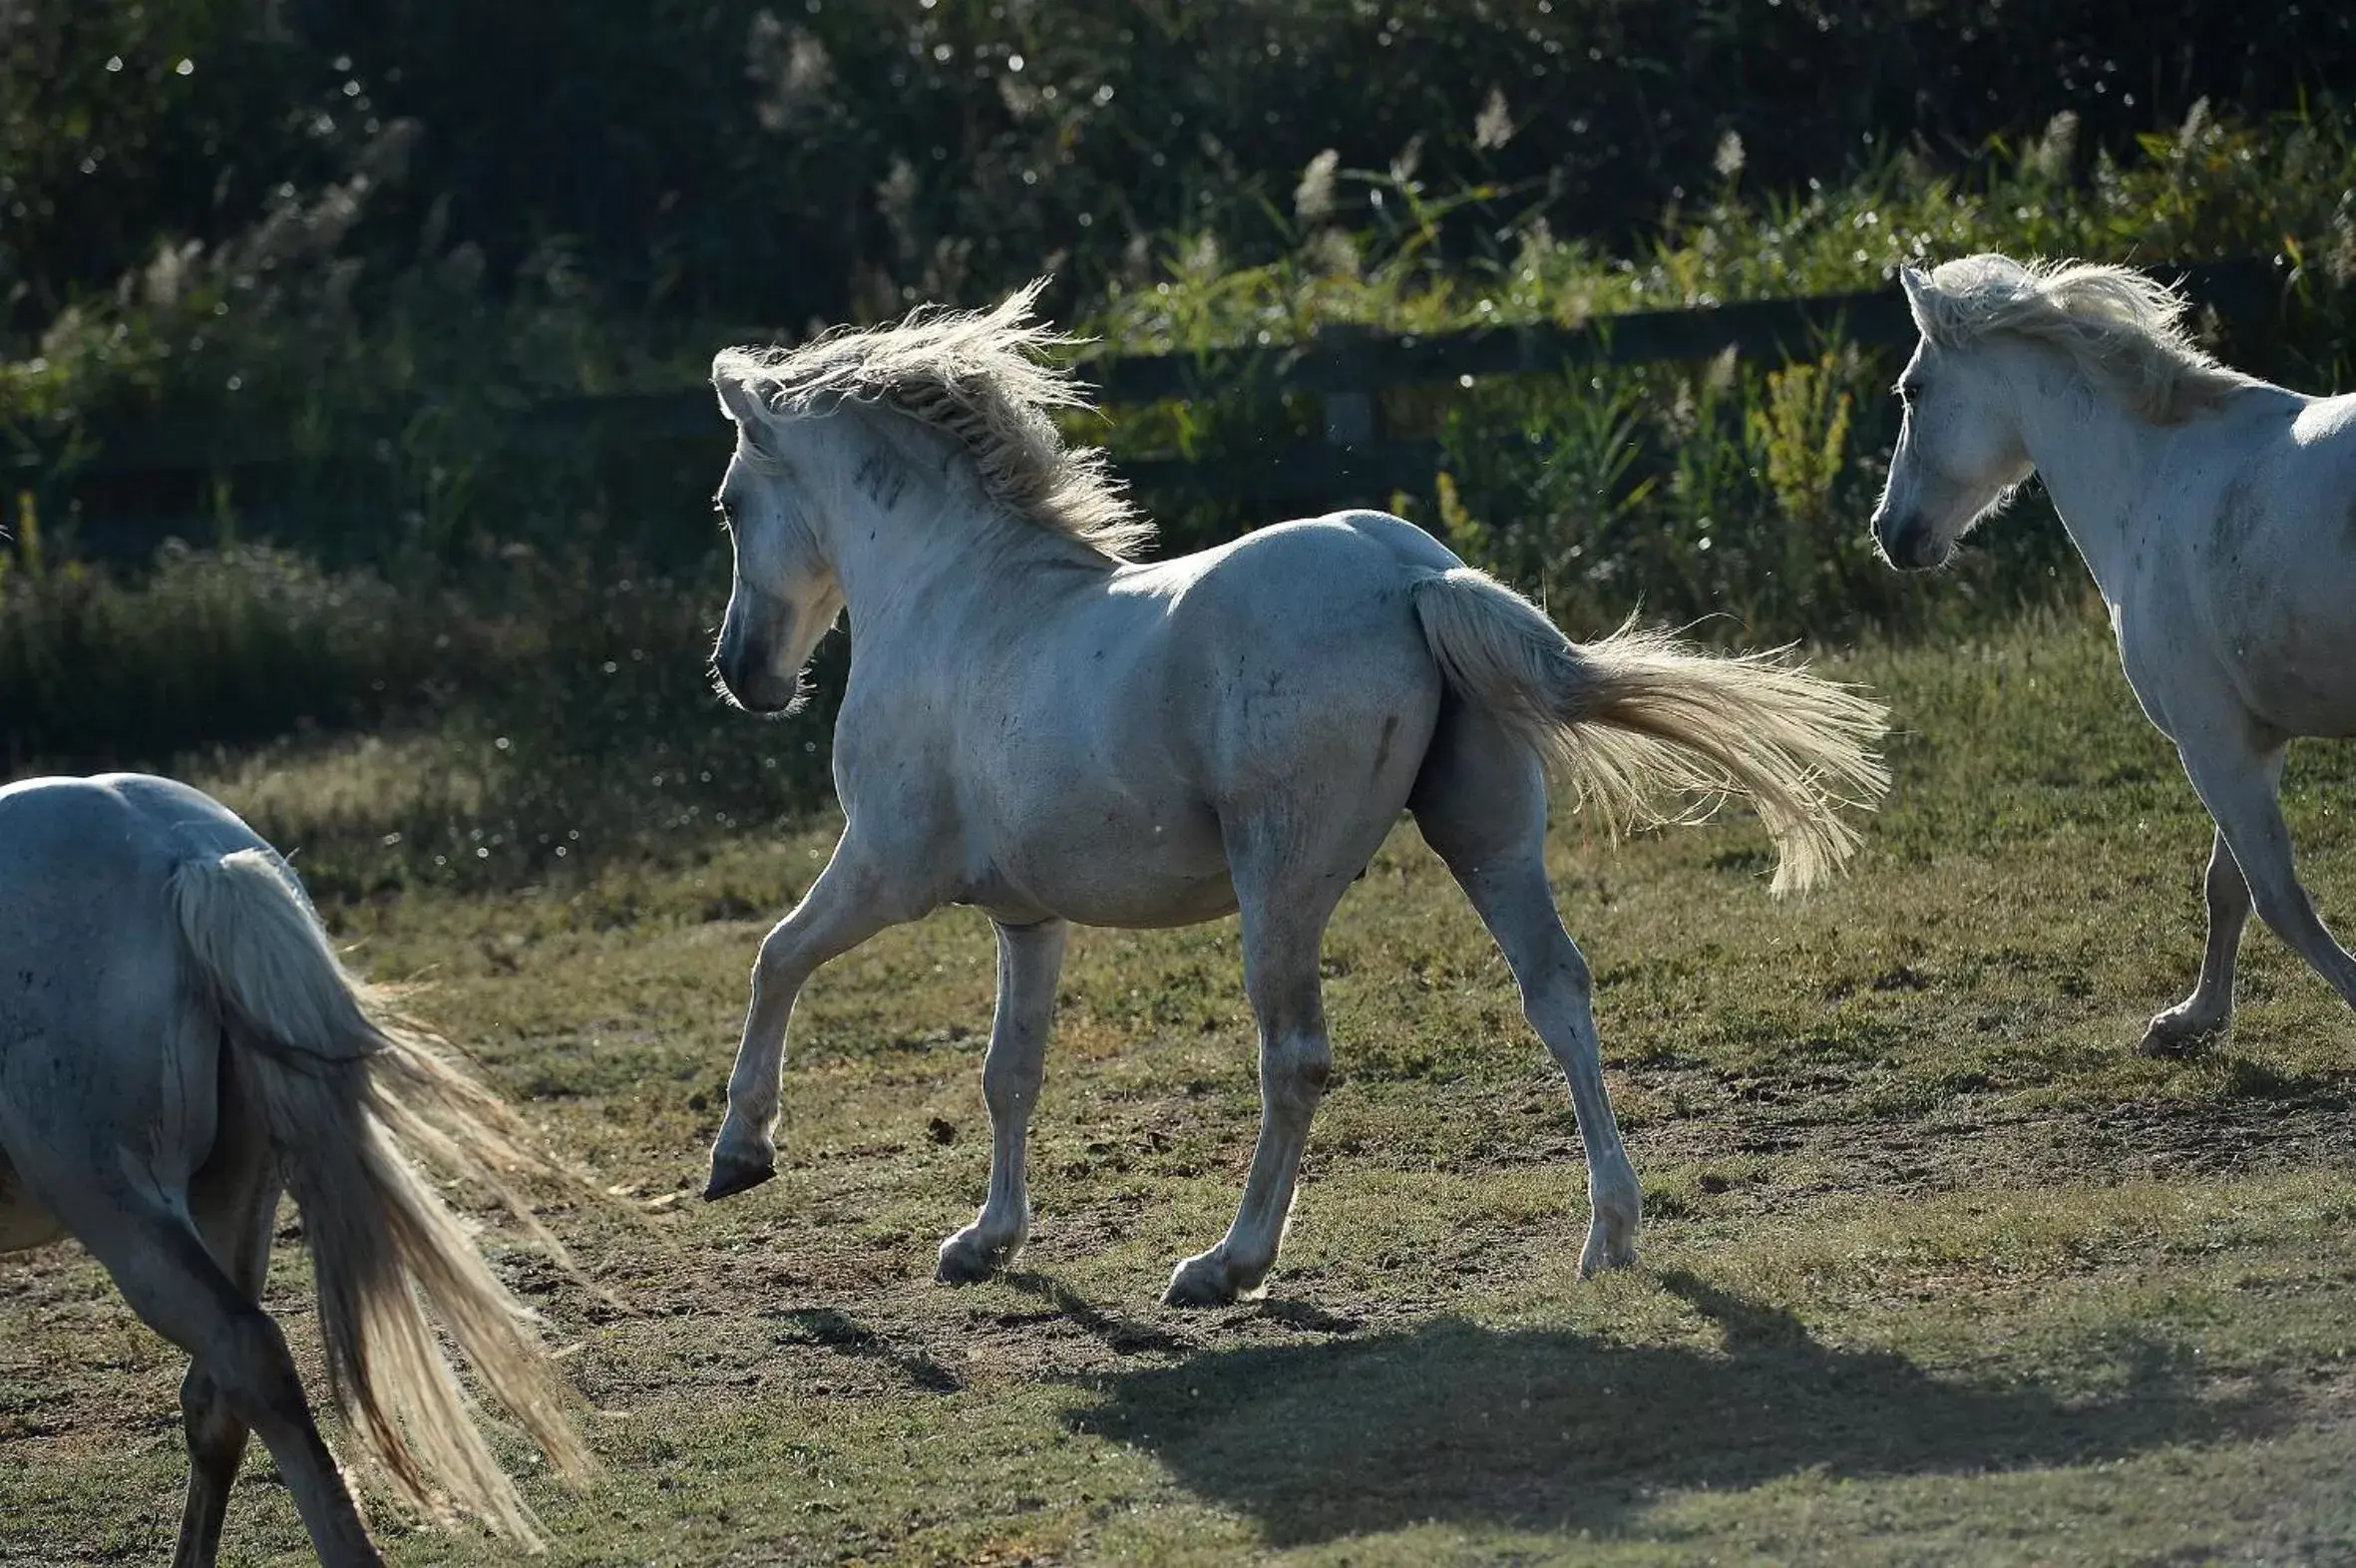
[1871,514,1940,571]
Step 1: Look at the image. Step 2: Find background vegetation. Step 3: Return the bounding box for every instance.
[3,0,2354,868]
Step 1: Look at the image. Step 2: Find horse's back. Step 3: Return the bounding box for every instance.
[1149,509,1460,604]
[931,514,1457,924]
[0,772,268,906]
[1128,509,1453,760]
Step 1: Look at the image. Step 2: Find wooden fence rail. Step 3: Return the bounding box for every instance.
[1093,255,2281,507]
[6,256,2288,530]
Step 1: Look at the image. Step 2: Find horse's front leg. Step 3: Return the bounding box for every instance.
[1165,884,1345,1308]
[706,843,908,1199]
[938,917,1068,1283]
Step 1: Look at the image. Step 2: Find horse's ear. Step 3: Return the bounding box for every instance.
[712,360,763,426]
[1897,264,1933,331]
[711,358,781,458]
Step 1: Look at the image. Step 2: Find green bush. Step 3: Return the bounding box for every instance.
[0,521,818,889]
[0,525,439,767]
[6,90,2354,833]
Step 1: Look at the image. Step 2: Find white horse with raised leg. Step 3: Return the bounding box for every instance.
[1871,253,2356,1052]
[0,774,589,1567]
[697,283,1887,1306]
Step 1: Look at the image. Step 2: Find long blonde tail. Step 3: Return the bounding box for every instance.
[1410,567,1889,895]
[169,848,591,1545]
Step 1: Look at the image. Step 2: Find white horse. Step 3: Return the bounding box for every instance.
[0,774,589,1566]
[699,283,1887,1306]
[1872,253,2356,1052]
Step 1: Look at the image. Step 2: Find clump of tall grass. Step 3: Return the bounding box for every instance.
[334,556,838,896]
[0,511,825,890]
[1423,345,2081,642]
[0,498,445,766]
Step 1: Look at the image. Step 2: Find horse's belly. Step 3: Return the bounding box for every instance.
[0,1151,65,1253]
[969,804,1239,929]
[986,870,1240,931]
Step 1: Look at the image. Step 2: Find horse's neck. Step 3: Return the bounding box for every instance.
[2012,367,2176,604]
[804,408,1094,632]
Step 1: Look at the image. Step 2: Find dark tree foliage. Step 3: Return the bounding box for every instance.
[5,0,2352,339]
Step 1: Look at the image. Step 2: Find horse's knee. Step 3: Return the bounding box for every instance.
[2202,849,2251,916]
[180,1365,244,1463]
[1518,947,1593,1026]
[980,1017,1050,1113]
[751,924,808,990]
[205,1312,311,1436]
[1264,1033,1332,1116]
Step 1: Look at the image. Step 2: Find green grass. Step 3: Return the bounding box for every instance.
[5,600,2356,1564]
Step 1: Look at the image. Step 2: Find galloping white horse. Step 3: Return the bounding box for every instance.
[0,774,589,1566]
[700,284,1886,1305]
[1872,253,2356,1052]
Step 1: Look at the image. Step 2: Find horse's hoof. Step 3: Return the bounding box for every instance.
[936,1231,1011,1285]
[2138,1013,2219,1058]
[702,1155,777,1201]
[1579,1232,1640,1278]
[1162,1251,1247,1308]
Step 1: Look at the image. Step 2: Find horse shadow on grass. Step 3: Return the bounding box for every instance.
[1058,1270,2287,1545]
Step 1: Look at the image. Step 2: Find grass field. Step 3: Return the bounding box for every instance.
[5,600,2356,1565]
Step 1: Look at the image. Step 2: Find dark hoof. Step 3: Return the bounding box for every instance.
[2138,1019,2219,1059]
[936,1253,996,1286]
[702,1159,777,1201]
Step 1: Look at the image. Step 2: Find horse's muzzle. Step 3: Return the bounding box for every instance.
[712,633,800,714]
[1870,512,1952,573]
[717,666,802,715]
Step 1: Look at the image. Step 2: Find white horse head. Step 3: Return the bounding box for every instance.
[1870,254,2249,570]
[706,383,845,714]
[705,280,1146,712]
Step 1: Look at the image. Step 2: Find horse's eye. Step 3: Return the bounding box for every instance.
[1898,379,1923,406]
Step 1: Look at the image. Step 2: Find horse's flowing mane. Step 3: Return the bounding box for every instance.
[712,280,1153,563]
[1910,253,2258,424]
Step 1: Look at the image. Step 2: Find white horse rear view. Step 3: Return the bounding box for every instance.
[1872,252,2356,1050]
[695,283,1888,1305]
[0,774,589,1567]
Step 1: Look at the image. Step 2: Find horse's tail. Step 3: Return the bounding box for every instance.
[1409,567,1888,895]
[167,847,590,1545]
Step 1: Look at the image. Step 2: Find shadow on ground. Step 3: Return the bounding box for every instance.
[1060,1270,2285,1545]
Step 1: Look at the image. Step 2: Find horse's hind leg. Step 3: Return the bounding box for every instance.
[1412,705,1641,1273]
[33,1180,381,1567]
[2174,728,2356,1017]
[1164,850,1351,1308]
[175,1111,282,1568]
[2142,823,2256,1055]
[939,917,1068,1283]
